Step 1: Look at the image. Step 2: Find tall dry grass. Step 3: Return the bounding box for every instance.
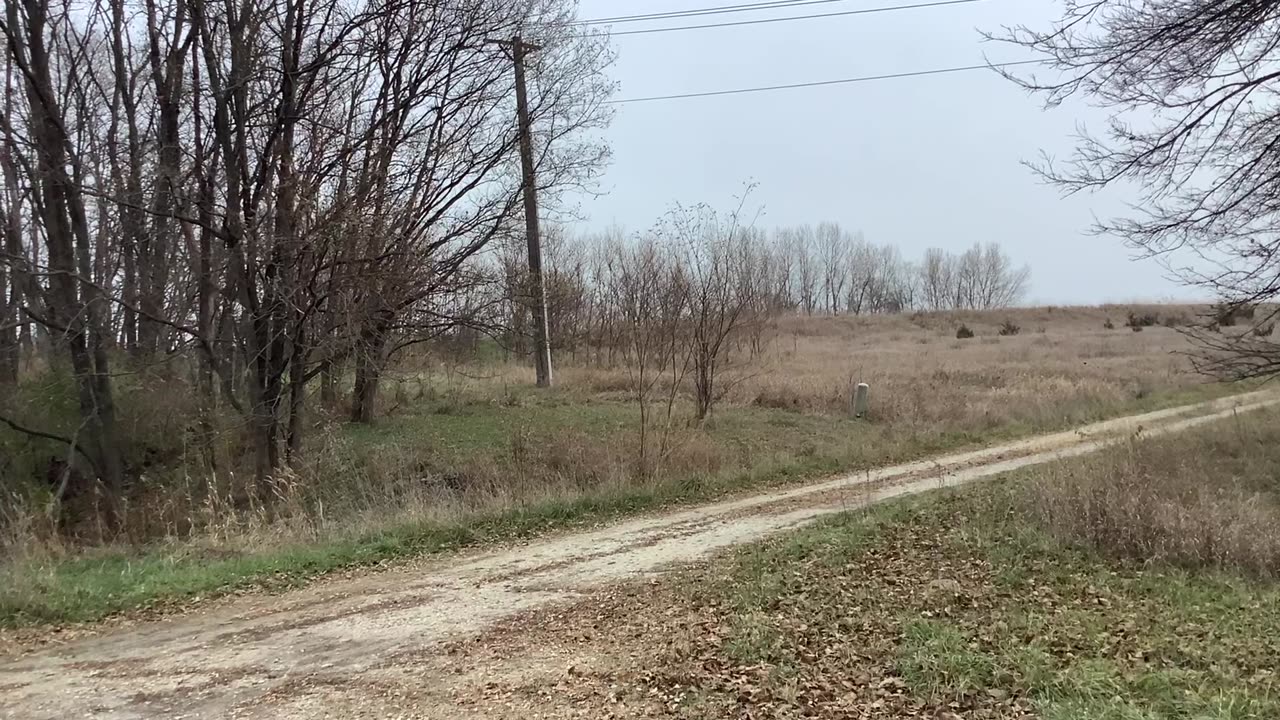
[731,306,1204,429]
[1022,408,1280,577]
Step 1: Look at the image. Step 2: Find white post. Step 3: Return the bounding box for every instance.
[853,383,870,419]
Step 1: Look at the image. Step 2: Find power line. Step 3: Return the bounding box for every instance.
[577,0,851,26]
[602,0,985,37]
[606,59,1042,104]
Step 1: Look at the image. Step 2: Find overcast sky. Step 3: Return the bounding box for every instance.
[569,0,1194,305]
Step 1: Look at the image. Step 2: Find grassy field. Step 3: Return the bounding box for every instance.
[606,409,1280,719]
[0,306,1237,628]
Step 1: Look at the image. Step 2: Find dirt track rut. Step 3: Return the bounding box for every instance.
[1,391,1275,719]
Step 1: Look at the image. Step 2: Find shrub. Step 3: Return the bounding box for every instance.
[1254,322,1275,338]
[955,324,975,340]
[1103,318,1115,330]
[1131,324,1144,332]
[1214,305,1238,327]
[1211,302,1254,327]
[998,320,1021,336]
[1126,311,1159,328]
[752,386,806,411]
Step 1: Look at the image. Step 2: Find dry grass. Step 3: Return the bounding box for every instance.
[1024,407,1280,577]
[608,470,1280,719]
[438,305,1206,426]
[733,306,1203,430]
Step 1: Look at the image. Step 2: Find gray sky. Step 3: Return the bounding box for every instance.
[571,0,1194,305]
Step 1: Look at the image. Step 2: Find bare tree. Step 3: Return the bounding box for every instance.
[816,222,849,315]
[2,0,127,509]
[926,248,957,310]
[0,52,19,384]
[339,0,613,423]
[662,196,762,421]
[609,236,689,474]
[781,224,819,315]
[845,236,875,314]
[993,0,1280,375]
[974,242,1030,309]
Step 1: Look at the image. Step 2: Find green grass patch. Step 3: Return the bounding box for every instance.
[0,484,675,627]
[897,619,997,700]
[644,471,1280,717]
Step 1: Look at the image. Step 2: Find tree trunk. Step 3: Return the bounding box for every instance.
[0,203,15,385]
[121,242,138,350]
[249,281,287,489]
[1,58,26,384]
[286,324,306,461]
[108,0,145,358]
[13,0,126,518]
[139,0,187,359]
[320,358,338,406]
[350,355,380,424]
[350,322,388,424]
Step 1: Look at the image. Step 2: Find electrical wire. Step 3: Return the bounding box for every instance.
[576,0,852,25]
[606,59,1041,104]
[601,0,984,37]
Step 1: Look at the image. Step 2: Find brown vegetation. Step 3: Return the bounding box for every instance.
[1024,408,1280,577]
[752,306,1206,428]
[0,306,1218,560]
[0,0,614,511]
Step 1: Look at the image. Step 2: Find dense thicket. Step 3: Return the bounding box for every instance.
[0,0,612,499]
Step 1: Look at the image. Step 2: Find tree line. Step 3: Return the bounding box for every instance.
[496,207,1029,474]
[524,221,1030,365]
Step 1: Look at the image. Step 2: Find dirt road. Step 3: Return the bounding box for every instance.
[1,391,1275,719]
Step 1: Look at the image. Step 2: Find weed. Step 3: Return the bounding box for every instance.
[1212,302,1255,327]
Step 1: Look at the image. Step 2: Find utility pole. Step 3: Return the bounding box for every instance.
[491,35,553,388]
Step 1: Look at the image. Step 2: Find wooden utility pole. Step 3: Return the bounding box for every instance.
[492,35,553,388]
